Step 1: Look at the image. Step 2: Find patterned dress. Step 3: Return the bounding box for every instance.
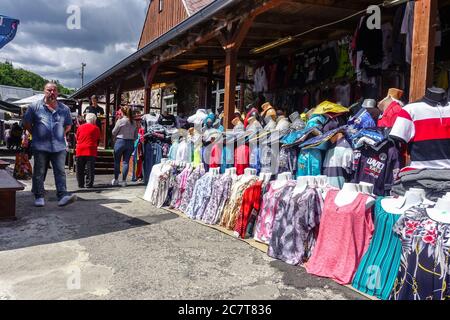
[253,181,296,244]
[234,181,263,239]
[220,176,258,230]
[390,207,450,300]
[185,173,221,220]
[268,187,323,265]
[178,165,206,213]
[201,174,235,225]
[170,166,193,209]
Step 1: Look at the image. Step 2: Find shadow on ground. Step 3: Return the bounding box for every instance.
[0,187,178,252]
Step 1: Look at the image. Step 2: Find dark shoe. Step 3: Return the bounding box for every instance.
[86,185,94,189]
[78,185,85,189]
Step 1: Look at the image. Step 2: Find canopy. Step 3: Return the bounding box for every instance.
[0,99,21,114]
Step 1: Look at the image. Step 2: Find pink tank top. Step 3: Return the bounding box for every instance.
[305,190,374,285]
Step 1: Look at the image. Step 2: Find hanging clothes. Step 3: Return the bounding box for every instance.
[186,173,221,220]
[234,180,263,239]
[178,165,206,213]
[305,190,374,285]
[254,181,296,244]
[170,166,193,209]
[352,198,403,300]
[390,207,450,300]
[202,174,235,225]
[220,176,258,230]
[296,149,323,177]
[323,137,354,189]
[234,144,250,175]
[268,187,324,265]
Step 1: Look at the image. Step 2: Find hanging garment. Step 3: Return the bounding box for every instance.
[176,139,191,163]
[143,142,163,185]
[186,173,221,220]
[234,144,250,175]
[143,163,173,207]
[390,207,450,300]
[249,145,261,175]
[234,181,263,239]
[378,100,404,128]
[335,83,351,107]
[268,187,324,265]
[323,138,354,189]
[305,190,374,285]
[351,142,402,196]
[220,176,258,230]
[168,141,178,160]
[202,174,235,225]
[178,165,206,213]
[400,1,414,64]
[296,149,323,177]
[254,181,296,244]
[170,166,193,209]
[352,197,403,300]
[278,147,297,175]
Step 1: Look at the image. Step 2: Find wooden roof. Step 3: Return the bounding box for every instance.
[182,0,215,16]
[71,0,419,99]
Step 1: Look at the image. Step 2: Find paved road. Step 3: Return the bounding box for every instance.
[0,159,366,300]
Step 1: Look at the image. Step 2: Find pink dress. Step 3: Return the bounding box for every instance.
[305,190,374,285]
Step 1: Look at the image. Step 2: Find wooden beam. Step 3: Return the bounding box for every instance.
[409,0,438,102]
[105,86,111,148]
[141,63,159,114]
[223,48,238,130]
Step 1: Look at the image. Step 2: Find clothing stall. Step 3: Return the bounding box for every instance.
[139,1,450,300]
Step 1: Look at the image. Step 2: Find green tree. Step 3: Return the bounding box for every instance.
[0,61,75,94]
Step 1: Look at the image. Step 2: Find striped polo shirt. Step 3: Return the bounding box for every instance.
[390,101,450,171]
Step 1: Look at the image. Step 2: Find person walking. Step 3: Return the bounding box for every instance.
[76,113,100,188]
[111,105,137,187]
[23,82,77,207]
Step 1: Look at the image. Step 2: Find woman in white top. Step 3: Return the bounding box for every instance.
[111,106,138,186]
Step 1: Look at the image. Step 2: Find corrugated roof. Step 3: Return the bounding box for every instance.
[0,85,42,103]
[182,0,215,16]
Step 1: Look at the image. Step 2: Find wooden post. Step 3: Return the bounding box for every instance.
[105,87,111,148]
[142,63,159,114]
[224,48,238,129]
[409,0,437,102]
[207,60,213,111]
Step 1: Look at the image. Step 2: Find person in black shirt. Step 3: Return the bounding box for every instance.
[83,95,104,130]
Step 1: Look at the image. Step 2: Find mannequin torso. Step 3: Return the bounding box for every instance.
[427,198,450,223]
[335,183,375,209]
[381,189,425,214]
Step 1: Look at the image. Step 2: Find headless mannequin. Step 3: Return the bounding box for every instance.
[422,87,448,107]
[264,115,277,131]
[247,117,263,133]
[272,172,292,189]
[275,114,290,131]
[225,167,237,179]
[315,175,328,189]
[427,197,450,223]
[242,168,257,184]
[209,167,220,176]
[259,172,272,184]
[381,188,426,214]
[359,182,374,195]
[335,183,375,210]
[293,176,310,196]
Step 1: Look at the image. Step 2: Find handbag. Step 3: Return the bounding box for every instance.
[13,152,33,180]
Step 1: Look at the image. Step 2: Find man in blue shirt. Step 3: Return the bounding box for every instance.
[23,83,77,207]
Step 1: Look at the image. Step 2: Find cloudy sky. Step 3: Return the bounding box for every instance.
[0,0,150,89]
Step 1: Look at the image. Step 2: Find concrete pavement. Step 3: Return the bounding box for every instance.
[0,158,366,300]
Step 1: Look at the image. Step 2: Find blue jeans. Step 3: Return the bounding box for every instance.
[32,150,69,200]
[114,138,134,181]
[143,142,162,185]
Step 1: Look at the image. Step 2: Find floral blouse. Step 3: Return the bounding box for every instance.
[170,166,193,209]
[253,181,296,244]
[390,207,450,300]
[220,176,258,230]
[178,165,206,213]
[201,174,235,225]
[268,187,324,265]
[186,173,221,220]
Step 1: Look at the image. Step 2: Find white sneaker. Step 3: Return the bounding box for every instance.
[34,198,45,207]
[111,179,119,186]
[58,194,77,207]
[121,181,127,187]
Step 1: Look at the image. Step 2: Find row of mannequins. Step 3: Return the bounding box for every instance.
[161,156,450,223]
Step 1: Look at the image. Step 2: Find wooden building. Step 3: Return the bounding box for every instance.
[71,0,449,134]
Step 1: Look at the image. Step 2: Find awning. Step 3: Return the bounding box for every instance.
[0,99,21,114]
